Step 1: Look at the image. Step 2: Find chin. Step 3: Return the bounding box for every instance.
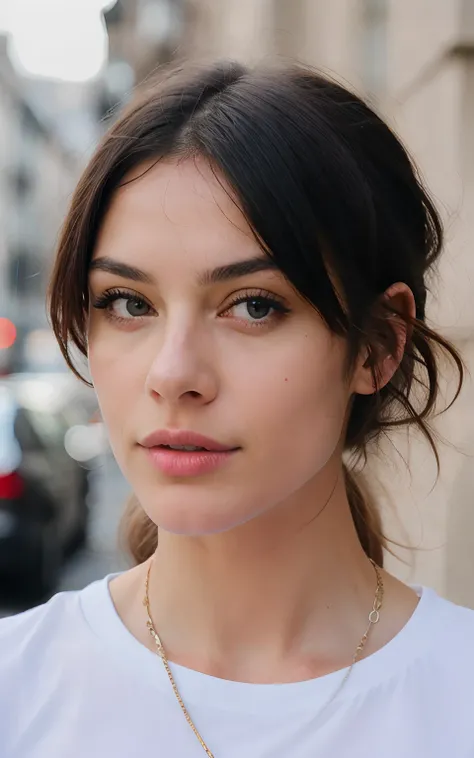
[142,490,260,537]
[153,510,251,538]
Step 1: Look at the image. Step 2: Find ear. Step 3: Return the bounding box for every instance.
[351,282,416,396]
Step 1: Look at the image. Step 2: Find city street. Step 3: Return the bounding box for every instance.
[0,454,130,617]
[58,453,130,592]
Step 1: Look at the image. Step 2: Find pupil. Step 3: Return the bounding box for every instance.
[247,299,270,319]
[127,298,147,316]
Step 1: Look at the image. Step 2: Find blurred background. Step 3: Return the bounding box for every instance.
[0,0,474,615]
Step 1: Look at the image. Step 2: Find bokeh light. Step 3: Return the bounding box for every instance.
[0,319,17,350]
[1,0,117,82]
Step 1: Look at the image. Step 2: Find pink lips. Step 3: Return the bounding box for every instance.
[139,430,239,477]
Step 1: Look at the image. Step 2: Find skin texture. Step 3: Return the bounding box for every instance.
[88,157,418,684]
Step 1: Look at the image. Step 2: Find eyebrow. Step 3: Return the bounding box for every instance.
[198,256,279,285]
[88,257,154,284]
[89,255,279,286]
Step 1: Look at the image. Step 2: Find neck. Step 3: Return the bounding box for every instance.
[142,468,379,681]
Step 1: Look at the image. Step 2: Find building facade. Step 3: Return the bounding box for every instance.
[0,36,95,374]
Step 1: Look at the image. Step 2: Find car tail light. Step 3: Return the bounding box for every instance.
[0,471,24,499]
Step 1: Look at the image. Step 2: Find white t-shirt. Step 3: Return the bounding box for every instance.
[1,575,474,758]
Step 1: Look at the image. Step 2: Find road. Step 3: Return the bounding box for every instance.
[0,454,130,617]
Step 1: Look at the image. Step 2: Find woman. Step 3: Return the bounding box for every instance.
[1,61,472,757]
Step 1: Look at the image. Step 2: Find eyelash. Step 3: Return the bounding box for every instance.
[91,288,154,325]
[91,287,291,327]
[222,289,290,326]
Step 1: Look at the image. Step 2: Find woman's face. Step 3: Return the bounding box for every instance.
[88,158,362,535]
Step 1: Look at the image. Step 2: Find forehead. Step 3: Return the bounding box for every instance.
[94,157,260,268]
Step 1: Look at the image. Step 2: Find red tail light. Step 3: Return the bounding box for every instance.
[0,471,24,499]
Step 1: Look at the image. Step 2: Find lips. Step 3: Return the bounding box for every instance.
[139,430,240,477]
[139,429,236,453]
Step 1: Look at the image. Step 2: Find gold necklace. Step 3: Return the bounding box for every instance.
[143,559,384,757]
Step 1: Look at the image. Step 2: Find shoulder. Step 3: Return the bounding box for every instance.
[0,589,83,672]
[0,590,75,641]
[0,576,111,697]
[415,588,474,678]
[426,588,474,639]
[0,583,107,749]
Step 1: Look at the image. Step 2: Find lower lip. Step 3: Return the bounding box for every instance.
[143,447,238,477]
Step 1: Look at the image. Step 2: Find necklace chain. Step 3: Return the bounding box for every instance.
[143,559,384,758]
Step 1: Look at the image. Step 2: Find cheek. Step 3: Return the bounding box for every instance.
[87,330,146,440]
[88,313,153,383]
[239,335,349,473]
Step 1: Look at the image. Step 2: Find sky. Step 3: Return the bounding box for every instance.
[0,0,117,82]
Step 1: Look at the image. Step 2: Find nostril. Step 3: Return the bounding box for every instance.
[188,391,201,399]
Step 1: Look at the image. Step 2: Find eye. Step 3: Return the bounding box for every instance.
[113,296,150,319]
[222,291,290,326]
[233,298,276,321]
[91,289,154,322]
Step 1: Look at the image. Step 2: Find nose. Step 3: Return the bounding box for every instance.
[145,322,218,407]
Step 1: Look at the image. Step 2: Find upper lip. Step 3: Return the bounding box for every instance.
[139,430,237,452]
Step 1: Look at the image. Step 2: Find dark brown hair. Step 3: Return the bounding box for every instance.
[49,61,463,567]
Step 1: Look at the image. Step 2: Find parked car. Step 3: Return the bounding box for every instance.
[0,374,101,601]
